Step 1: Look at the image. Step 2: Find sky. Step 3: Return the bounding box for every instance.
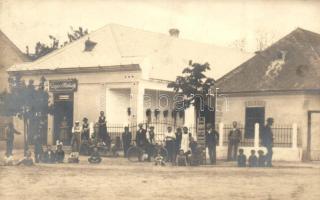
[0,0,320,53]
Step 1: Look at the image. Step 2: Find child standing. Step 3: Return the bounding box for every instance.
[258,150,266,167]
[237,149,247,167]
[248,150,258,167]
[176,149,187,166]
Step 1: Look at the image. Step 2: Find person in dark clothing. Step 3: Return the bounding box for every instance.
[227,121,241,161]
[189,137,202,166]
[205,123,219,165]
[262,118,274,167]
[5,122,21,157]
[55,143,65,163]
[16,151,34,166]
[248,149,258,167]
[88,147,102,164]
[175,127,182,153]
[136,123,147,149]
[258,150,266,167]
[164,126,176,163]
[122,126,132,157]
[33,133,43,163]
[146,126,156,161]
[43,146,55,163]
[80,118,90,155]
[98,111,110,148]
[81,117,90,141]
[237,149,246,167]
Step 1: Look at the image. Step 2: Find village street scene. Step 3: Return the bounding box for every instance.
[0,0,320,200]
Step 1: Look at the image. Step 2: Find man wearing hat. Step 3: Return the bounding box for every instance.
[262,118,274,167]
[205,123,219,164]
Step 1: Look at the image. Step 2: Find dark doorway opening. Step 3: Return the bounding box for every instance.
[245,107,265,138]
[53,93,74,145]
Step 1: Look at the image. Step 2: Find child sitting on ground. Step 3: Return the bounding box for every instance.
[258,150,266,167]
[176,149,188,166]
[237,149,247,167]
[248,149,258,167]
[16,151,34,166]
[55,143,65,163]
[111,136,121,157]
[88,147,102,164]
[68,152,80,163]
[154,151,166,166]
[42,145,55,163]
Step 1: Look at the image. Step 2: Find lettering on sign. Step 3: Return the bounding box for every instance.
[49,79,77,92]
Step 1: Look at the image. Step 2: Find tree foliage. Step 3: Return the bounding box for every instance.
[27,26,88,60]
[167,60,215,111]
[0,75,52,153]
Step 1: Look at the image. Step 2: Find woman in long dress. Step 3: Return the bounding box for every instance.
[180,127,190,153]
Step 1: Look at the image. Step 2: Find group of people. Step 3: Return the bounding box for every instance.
[232,118,275,168]
[2,107,275,167]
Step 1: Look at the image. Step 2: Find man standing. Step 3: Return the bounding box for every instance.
[122,126,132,157]
[71,121,82,152]
[205,123,219,164]
[262,118,274,167]
[98,111,110,147]
[175,128,182,153]
[5,122,21,157]
[227,121,241,161]
[136,123,147,149]
[164,126,176,163]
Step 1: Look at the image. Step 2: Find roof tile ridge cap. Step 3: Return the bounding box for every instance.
[29,24,111,66]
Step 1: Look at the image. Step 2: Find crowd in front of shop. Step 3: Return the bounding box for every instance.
[1,109,276,168]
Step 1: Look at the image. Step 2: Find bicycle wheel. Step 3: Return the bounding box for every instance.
[127,146,143,162]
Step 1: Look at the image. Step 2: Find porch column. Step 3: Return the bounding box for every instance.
[254,123,260,148]
[130,82,144,124]
[292,123,298,149]
[47,114,53,145]
[219,122,224,146]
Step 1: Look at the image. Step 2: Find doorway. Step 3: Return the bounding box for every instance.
[308,111,320,160]
[53,93,74,145]
[245,107,265,138]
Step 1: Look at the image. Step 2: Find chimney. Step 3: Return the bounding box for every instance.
[169,28,180,38]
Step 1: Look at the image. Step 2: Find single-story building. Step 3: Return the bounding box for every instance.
[0,30,29,150]
[216,28,320,161]
[7,24,251,146]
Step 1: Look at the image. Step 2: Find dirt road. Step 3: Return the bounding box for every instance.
[0,158,320,200]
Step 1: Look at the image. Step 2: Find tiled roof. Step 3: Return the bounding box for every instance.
[0,30,29,69]
[217,28,320,92]
[8,24,252,80]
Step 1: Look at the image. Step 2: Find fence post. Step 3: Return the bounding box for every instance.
[254,123,260,148]
[292,123,298,148]
[219,122,224,146]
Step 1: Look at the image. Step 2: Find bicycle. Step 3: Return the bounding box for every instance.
[127,143,168,162]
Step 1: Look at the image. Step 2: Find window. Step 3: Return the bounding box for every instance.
[245,107,265,138]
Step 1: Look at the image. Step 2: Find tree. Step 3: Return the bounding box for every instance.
[167,61,216,125]
[0,75,52,155]
[26,26,88,60]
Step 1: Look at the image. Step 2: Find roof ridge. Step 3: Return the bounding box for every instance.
[26,24,113,67]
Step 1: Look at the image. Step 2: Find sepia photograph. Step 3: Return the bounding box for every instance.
[0,0,319,199]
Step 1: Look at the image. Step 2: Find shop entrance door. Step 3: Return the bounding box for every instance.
[53,93,74,145]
